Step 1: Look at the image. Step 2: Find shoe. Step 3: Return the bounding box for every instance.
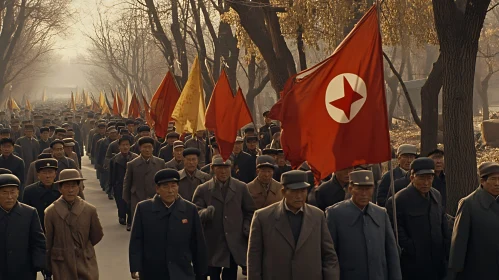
[108,194,114,200]
[126,224,131,231]
[119,218,126,225]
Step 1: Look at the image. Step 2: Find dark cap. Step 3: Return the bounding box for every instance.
[62,138,75,147]
[276,149,284,155]
[166,132,180,139]
[256,155,276,169]
[410,157,435,175]
[263,111,270,117]
[107,127,118,133]
[154,169,180,184]
[55,128,66,134]
[244,127,255,133]
[478,162,499,178]
[246,135,259,142]
[0,168,12,175]
[24,124,34,130]
[97,123,106,128]
[137,125,151,133]
[40,127,49,133]
[270,126,280,135]
[138,136,155,146]
[0,138,14,145]
[0,128,10,134]
[35,158,58,171]
[50,139,65,148]
[118,135,133,145]
[87,112,94,118]
[183,148,200,157]
[262,148,278,156]
[37,153,52,160]
[125,119,135,125]
[281,170,310,189]
[119,128,129,135]
[0,174,20,189]
[349,170,375,186]
[427,149,444,157]
[49,125,56,130]
[211,156,232,167]
[173,140,184,150]
[116,122,126,128]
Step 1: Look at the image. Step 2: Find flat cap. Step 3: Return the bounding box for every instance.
[256,155,276,169]
[55,128,66,134]
[183,147,200,157]
[107,127,118,133]
[246,135,259,142]
[40,127,49,133]
[55,169,85,184]
[0,168,12,175]
[166,132,180,139]
[427,148,444,157]
[116,122,126,127]
[50,140,65,148]
[118,135,133,145]
[211,156,232,167]
[97,123,106,128]
[349,170,375,186]
[410,157,435,175]
[263,111,270,117]
[0,138,14,145]
[63,138,75,147]
[107,122,116,128]
[35,158,58,171]
[155,169,180,184]
[0,174,20,189]
[49,125,56,130]
[138,136,155,146]
[0,128,10,134]
[479,162,499,178]
[137,125,151,133]
[37,153,52,160]
[125,119,135,125]
[173,140,184,150]
[397,144,418,156]
[281,170,310,189]
[262,148,278,156]
[119,128,129,134]
[244,127,255,133]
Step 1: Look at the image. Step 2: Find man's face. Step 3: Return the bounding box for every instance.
[24,128,34,138]
[398,153,416,171]
[139,131,150,137]
[214,166,230,182]
[56,132,65,140]
[40,131,49,140]
[0,186,18,211]
[52,143,65,159]
[481,173,499,197]
[109,131,118,140]
[0,133,10,139]
[335,166,354,185]
[184,155,199,172]
[37,169,57,186]
[167,137,178,145]
[11,125,19,132]
[349,185,374,208]
[119,140,130,154]
[196,131,204,139]
[247,140,258,150]
[233,142,243,154]
[1,143,13,156]
[156,182,178,205]
[411,173,434,196]
[276,154,286,167]
[98,127,106,135]
[257,167,273,184]
[140,143,154,158]
[282,187,307,211]
[59,181,79,203]
[63,146,73,156]
[429,154,444,173]
[127,124,134,132]
[173,147,184,161]
[264,116,272,125]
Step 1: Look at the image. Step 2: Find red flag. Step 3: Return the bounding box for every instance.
[112,90,120,116]
[140,92,153,127]
[150,72,181,138]
[128,93,141,119]
[216,87,253,160]
[205,70,233,130]
[268,5,391,180]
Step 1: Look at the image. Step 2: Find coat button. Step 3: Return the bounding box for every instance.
[225,216,227,219]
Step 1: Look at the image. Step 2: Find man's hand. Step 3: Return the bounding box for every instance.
[207,205,215,220]
[131,272,140,279]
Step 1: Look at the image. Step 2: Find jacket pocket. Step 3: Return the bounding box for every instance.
[51,248,65,261]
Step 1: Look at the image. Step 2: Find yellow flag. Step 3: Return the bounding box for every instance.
[70,92,77,111]
[171,56,206,133]
[26,97,33,111]
[8,96,20,111]
[99,91,106,108]
[85,91,92,107]
[42,90,47,102]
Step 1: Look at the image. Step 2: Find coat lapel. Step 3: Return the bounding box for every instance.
[208,180,224,203]
[274,200,296,250]
[477,186,499,218]
[152,195,169,219]
[295,204,315,251]
[224,180,236,204]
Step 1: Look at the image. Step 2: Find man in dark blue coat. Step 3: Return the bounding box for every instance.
[0,138,25,198]
[129,168,208,280]
[0,173,46,280]
[386,158,450,280]
[230,137,256,183]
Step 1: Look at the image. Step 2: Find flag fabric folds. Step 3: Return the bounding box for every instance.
[150,71,181,137]
[128,93,141,119]
[268,5,391,180]
[171,56,206,134]
[70,92,77,111]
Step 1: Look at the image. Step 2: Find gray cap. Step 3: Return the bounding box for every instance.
[397,144,417,156]
[256,155,276,169]
[281,170,310,189]
[211,156,232,167]
[478,162,499,178]
[349,170,375,186]
[173,140,184,150]
[410,157,435,175]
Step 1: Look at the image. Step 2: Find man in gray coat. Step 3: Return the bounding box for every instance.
[448,162,499,280]
[326,170,401,280]
[192,156,255,280]
[248,170,340,280]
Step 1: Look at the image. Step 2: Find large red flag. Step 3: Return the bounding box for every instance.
[205,69,233,130]
[150,72,181,138]
[268,5,391,180]
[128,93,141,119]
[216,87,253,160]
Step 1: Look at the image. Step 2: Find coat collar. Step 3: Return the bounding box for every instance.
[346,200,380,227]
[251,178,281,195]
[273,200,315,251]
[407,184,439,204]
[208,178,236,203]
[477,186,499,210]
[0,202,22,217]
[179,169,203,180]
[53,196,85,223]
[38,181,59,192]
[151,194,186,220]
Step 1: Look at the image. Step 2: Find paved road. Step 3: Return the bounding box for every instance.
[39,155,246,279]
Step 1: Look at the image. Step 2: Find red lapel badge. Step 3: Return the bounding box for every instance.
[182,219,188,224]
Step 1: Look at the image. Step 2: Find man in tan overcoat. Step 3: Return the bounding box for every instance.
[44,169,104,280]
[123,136,166,217]
[247,170,340,280]
[247,155,282,209]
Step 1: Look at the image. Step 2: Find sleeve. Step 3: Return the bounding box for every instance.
[89,208,104,246]
[241,184,256,238]
[190,206,208,277]
[30,209,47,271]
[320,213,340,280]
[376,172,390,207]
[325,208,338,249]
[123,162,132,203]
[448,198,471,275]
[386,197,414,257]
[192,185,209,223]
[247,211,263,280]
[129,204,144,273]
[26,164,35,186]
[18,160,26,199]
[384,210,402,280]
[109,159,116,190]
[44,209,54,272]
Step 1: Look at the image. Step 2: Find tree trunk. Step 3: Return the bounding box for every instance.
[479,73,492,120]
[420,54,443,156]
[387,76,399,128]
[433,0,490,215]
[297,26,307,71]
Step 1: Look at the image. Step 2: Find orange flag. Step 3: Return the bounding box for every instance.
[112,90,124,116]
[128,93,141,119]
[150,72,181,138]
[140,92,153,127]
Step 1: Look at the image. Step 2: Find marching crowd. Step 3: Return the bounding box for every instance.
[0,105,498,280]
